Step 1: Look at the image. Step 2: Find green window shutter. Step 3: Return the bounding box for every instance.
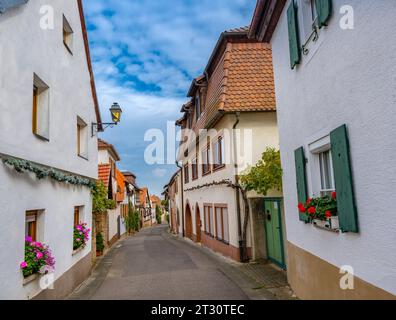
[330,125,359,233]
[287,1,301,70]
[294,147,309,222]
[315,0,332,28]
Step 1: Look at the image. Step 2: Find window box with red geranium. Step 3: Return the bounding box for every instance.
[298,192,339,231]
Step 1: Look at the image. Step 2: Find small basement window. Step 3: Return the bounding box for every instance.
[63,15,74,54]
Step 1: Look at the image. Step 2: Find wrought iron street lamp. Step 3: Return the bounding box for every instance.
[92,102,123,137]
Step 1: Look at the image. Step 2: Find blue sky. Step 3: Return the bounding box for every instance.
[83,0,256,196]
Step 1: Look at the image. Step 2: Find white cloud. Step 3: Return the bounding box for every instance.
[152,168,167,178]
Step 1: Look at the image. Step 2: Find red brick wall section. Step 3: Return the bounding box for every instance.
[201,232,251,262]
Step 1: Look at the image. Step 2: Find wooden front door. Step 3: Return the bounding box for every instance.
[264,199,286,269]
[195,206,201,243]
[185,204,193,239]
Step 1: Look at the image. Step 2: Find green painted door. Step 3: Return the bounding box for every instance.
[264,199,285,269]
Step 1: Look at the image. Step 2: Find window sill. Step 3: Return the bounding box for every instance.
[212,165,225,173]
[78,154,89,161]
[63,41,73,55]
[72,246,85,256]
[202,170,211,177]
[215,236,229,245]
[23,273,39,286]
[33,133,50,142]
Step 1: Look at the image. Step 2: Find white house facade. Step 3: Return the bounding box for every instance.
[175,27,283,263]
[0,0,101,299]
[249,0,396,299]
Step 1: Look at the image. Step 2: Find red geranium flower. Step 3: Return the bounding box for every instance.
[298,203,306,213]
[306,198,312,205]
[308,207,316,215]
[325,211,332,218]
[332,192,337,199]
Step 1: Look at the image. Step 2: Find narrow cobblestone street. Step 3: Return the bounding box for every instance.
[68,225,294,300]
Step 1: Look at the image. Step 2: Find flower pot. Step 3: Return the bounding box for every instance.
[313,216,339,232]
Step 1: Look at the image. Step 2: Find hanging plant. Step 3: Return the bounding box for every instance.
[20,236,56,278]
[2,156,96,189]
[73,223,90,251]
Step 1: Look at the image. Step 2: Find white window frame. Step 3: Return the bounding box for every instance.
[308,134,335,197]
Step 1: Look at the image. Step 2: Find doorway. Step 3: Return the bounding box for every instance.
[185,203,193,240]
[264,199,286,269]
[195,205,201,243]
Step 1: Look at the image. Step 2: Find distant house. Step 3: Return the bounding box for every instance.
[175,26,282,263]
[0,0,101,299]
[249,0,396,299]
[163,170,182,235]
[97,139,123,248]
[150,195,163,223]
[138,187,152,228]
[122,171,141,210]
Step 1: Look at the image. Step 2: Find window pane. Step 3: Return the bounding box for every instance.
[222,208,229,242]
[220,138,225,165]
[216,207,222,240]
[323,151,331,189]
[214,142,219,166]
[210,207,215,236]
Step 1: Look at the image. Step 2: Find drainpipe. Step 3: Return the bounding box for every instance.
[176,161,185,238]
[232,112,244,262]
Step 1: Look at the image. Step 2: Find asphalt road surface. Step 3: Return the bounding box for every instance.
[69,225,249,300]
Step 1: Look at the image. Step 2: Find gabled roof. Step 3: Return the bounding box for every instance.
[204,25,254,77]
[150,195,161,205]
[139,187,149,205]
[116,169,125,202]
[221,42,276,112]
[98,164,111,188]
[98,138,121,161]
[187,75,207,98]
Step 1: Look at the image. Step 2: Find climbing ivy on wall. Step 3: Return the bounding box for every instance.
[240,147,283,196]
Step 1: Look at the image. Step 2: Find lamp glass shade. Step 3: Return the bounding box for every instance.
[110,102,122,123]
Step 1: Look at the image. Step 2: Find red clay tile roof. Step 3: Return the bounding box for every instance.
[98,164,111,188]
[150,195,161,206]
[225,25,250,33]
[139,187,149,205]
[222,42,276,112]
[116,169,125,202]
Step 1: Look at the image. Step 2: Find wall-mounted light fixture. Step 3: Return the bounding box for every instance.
[92,102,122,137]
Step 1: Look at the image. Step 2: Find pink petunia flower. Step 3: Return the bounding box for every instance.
[20,261,28,269]
[25,236,32,243]
[36,252,44,259]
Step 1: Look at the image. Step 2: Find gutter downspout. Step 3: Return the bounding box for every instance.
[176,161,185,238]
[232,112,244,262]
